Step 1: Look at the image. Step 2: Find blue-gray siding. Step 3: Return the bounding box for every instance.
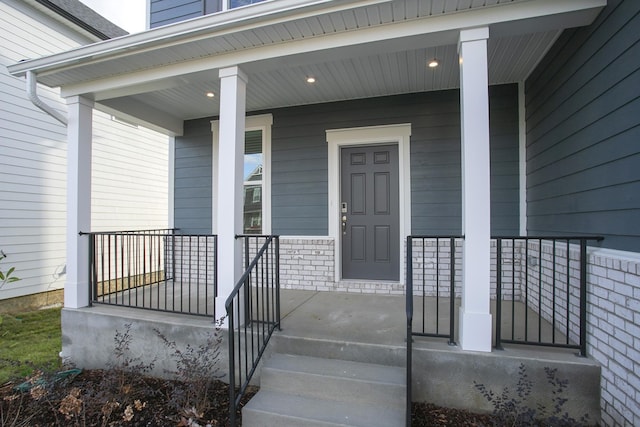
[525,0,640,252]
[150,0,203,28]
[271,86,519,236]
[174,118,212,234]
[174,86,520,236]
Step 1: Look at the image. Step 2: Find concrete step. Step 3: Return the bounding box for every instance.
[242,354,406,427]
[260,353,405,408]
[242,390,406,427]
[272,333,406,367]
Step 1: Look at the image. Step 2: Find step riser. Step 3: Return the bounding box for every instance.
[272,335,406,367]
[243,410,354,427]
[260,367,405,408]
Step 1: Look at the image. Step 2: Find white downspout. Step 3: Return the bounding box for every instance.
[26,71,67,126]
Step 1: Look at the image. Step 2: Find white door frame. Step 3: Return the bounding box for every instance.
[326,123,412,284]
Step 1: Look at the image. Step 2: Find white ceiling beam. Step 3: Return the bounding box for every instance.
[97,98,184,136]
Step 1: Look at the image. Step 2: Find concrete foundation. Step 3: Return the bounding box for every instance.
[61,290,601,423]
[61,305,229,379]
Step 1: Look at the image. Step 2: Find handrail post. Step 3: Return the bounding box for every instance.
[214,235,218,298]
[243,236,250,325]
[448,237,456,345]
[226,235,282,426]
[495,238,502,350]
[579,238,587,357]
[275,236,281,330]
[228,305,236,427]
[87,233,95,306]
[406,236,413,427]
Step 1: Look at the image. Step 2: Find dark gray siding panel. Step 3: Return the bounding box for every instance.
[270,112,330,235]
[150,0,202,28]
[270,86,519,236]
[525,0,640,252]
[489,84,520,236]
[173,87,520,236]
[174,118,212,234]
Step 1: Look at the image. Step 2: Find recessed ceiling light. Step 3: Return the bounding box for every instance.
[428,59,439,68]
[306,76,316,84]
[206,92,215,98]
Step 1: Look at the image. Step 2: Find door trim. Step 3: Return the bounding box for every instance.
[326,123,412,284]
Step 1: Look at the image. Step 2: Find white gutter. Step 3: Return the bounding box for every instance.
[26,71,67,125]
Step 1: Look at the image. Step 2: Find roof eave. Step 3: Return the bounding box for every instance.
[7,0,391,78]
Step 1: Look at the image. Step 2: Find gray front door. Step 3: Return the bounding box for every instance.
[341,145,399,281]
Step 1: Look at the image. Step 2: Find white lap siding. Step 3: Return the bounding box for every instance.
[0,1,168,302]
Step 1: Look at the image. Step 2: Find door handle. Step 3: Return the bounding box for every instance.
[341,215,347,235]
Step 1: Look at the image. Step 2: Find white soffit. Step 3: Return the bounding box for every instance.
[6,0,606,129]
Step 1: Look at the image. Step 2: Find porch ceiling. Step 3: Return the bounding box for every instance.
[8,0,606,135]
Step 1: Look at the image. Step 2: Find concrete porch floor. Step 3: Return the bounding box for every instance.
[63,288,601,422]
[277,289,572,348]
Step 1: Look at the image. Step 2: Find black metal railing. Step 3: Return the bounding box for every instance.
[405,234,602,422]
[227,235,280,427]
[406,236,463,343]
[84,229,217,317]
[406,235,463,427]
[493,236,603,356]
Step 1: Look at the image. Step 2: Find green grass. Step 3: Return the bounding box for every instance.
[0,307,62,383]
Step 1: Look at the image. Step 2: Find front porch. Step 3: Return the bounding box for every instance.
[69,230,603,424]
[62,287,601,424]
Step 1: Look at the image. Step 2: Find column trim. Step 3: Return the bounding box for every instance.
[518,81,527,236]
[215,65,247,320]
[458,27,492,352]
[65,95,94,309]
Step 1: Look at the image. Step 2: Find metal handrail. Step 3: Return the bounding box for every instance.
[226,235,280,427]
[405,237,413,427]
[406,235,463,426]
[405,234,604,424]
[406,235,463,342]
[493,235,603,356]
[81,228,179,235]
[82,229,217,317]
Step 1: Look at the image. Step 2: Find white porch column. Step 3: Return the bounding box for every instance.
[65,96,93,308]
[458,27,492,352]
[215,66,247,319]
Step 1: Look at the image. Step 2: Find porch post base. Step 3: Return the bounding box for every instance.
[459,308,492,352]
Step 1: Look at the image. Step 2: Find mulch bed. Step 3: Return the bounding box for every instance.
[0,369,492,426]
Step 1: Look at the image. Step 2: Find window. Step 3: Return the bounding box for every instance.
[205,0,266,15]
[211,114,272,235]
[204,0,222,14]
[243,129,263,234]
[229,0,265,8]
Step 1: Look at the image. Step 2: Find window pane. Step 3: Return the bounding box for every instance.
[243,129,263,234]
[244,153,262,182]
[245,130,262,154]
[229,0,266,9]
[243,184,262,234]
[205,0,222,14]
[244,130,263,182]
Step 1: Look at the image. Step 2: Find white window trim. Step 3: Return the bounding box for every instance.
[211,113,273,234]
[518,81,527,236]
[326,123,412,284]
